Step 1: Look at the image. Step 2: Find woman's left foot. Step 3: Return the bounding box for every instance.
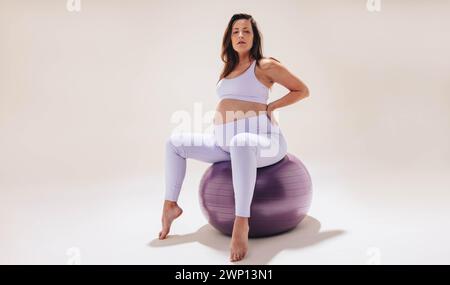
[230,217,249,262]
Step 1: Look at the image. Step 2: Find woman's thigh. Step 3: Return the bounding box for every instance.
[229,132,288,168]
[167,132,231,163]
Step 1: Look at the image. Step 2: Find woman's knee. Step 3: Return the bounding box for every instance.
[257,134,287,166]
[228,134,259,158]
[229,133,258,148]
[166,133,185,147]
[166,133,191,158]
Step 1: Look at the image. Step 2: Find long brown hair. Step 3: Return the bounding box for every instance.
[218,13,280,84]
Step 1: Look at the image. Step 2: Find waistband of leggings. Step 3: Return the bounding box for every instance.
[216,113,271,126]
[214,113,282,134]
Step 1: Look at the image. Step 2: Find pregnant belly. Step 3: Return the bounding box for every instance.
[214,99,268,125]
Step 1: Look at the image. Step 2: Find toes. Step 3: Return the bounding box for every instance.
[230,248,247,262]
[232,251,246,262]
[159,229,168,240]
[231,253,239,262]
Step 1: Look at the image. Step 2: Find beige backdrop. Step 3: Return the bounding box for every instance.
[2,0,449,189]
[1,0,450,264]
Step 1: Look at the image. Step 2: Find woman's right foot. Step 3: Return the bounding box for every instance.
[158,201,183,240]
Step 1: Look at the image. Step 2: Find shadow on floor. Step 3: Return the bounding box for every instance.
[148,215,345,264]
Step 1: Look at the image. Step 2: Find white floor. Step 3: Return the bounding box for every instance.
[1,162,450,265]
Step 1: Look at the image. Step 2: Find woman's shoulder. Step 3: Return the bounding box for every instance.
[257,57,282,70]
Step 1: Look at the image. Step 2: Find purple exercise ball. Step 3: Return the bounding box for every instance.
[199,153,313,238]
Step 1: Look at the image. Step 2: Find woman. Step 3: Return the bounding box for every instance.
[159,13,310,262]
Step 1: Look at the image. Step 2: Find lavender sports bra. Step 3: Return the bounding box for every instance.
[216,59,269,104]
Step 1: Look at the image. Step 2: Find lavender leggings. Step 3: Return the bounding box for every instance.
[164,113,288,217]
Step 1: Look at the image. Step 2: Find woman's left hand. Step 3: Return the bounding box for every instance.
[266,103,278,126]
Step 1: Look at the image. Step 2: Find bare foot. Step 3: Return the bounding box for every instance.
[158,200,183,240]
[230,217,249,262]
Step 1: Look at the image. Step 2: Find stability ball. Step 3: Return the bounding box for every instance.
[199,153,312,238]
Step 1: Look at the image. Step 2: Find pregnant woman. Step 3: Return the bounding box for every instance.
[159,13,310,262]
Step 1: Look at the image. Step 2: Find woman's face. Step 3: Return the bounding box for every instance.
[231,19,253,54]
